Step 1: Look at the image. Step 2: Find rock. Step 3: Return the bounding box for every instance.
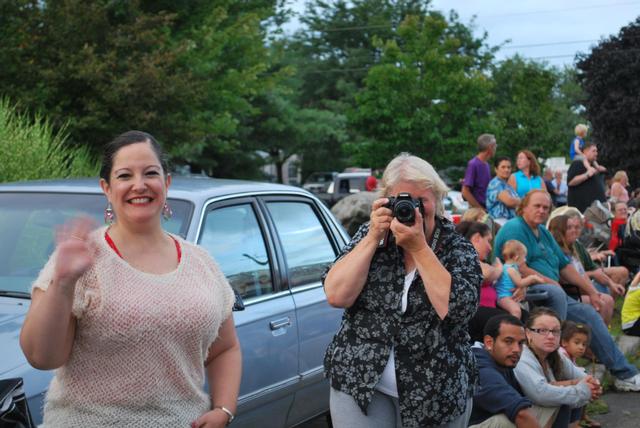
[331,191,378,236]
[616,334,640,356]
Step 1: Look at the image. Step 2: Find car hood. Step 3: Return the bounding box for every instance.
[0,296,31,376]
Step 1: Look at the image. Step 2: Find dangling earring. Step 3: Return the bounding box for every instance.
[162,202,173,221]
[104,202,115,225]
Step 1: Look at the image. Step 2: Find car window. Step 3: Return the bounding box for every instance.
[198,203,273,299]
[266,201,336,287]
[0,193,191,295]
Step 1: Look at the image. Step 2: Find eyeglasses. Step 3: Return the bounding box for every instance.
[528,328,561,337]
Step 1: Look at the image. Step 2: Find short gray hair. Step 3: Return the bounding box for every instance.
[379,153,449,216]
[477,134,496,152]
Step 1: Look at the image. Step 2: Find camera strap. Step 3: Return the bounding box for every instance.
[428,222,441,252]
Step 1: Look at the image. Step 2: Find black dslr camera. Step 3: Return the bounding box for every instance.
[384,192,425,225]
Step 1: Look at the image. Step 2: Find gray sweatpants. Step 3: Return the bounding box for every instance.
[330,387,472,428]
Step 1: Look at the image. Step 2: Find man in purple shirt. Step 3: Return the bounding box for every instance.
[462,134,496,208]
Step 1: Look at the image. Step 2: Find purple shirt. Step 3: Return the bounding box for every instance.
[463,156,491,207]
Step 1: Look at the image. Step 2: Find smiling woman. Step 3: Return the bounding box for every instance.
[19,131,242,428]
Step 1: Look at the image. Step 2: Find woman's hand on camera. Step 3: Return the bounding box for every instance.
[390,207,427,254]
[367,198,393,243]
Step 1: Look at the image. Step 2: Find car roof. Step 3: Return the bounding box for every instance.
[0,176,308,201]
[336,172,370,178]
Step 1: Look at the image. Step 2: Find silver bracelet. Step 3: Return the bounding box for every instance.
[214,406,235,425]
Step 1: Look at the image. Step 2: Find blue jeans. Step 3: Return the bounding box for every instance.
[566,296,638,380]
[529,284,568,319]
[593,280,610,295]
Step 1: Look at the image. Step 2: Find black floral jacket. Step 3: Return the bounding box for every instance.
[323,218,481,427]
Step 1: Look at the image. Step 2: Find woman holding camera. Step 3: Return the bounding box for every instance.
[323,153,482,428]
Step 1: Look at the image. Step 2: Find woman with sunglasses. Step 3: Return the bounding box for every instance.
[515,307,601,427]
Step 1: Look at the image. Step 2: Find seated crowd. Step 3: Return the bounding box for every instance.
[457,184,640,427]
[457,130,640,424]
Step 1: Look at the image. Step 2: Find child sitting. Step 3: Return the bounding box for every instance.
[495,240,544,318]
[559,320,590,365]
[622,271,640,337]
[570,123,606,175]
[559,321,600,428]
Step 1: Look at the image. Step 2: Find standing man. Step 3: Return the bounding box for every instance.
[469,314,558,427]
[552,170,568,206]
[567,142,607,212]
[462,134,497,209]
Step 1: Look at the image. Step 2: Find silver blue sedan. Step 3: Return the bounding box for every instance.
[0,176,347,427]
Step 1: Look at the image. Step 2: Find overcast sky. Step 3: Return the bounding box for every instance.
[285,0,640,68]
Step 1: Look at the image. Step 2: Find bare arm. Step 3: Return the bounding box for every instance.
[498,189,521,208]
[206,317,241,410]
[19,218,94,369]
[20,287,76,370]
[481,260,502,283]
[507,267,542,289]
[507,174,518,194]
[324,198,391,308]
[193,317,242,428]
[519,264,560,286]
[514,408,542,428]
[587,268,625,296]
[462,185,482,209]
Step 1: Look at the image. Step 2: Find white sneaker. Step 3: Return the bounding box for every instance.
[614,373,640,392]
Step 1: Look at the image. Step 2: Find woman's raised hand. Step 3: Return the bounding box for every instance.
[53,217,96,289]
[367,198,393,243]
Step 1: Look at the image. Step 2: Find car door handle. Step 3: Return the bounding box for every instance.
[269,317,291,330]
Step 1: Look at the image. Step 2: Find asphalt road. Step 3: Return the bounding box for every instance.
[591,391,640,427]
[299,391,640,427]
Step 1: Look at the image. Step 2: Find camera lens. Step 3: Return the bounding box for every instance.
[394,200,415,224]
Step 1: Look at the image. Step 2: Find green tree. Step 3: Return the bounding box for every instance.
[349,13,496,169]
[490,56,581,161]
[246,86,348,183]
[577,17,640,187]
[0,0,277,176]
[0,99,97,182]
[294,0,431,108]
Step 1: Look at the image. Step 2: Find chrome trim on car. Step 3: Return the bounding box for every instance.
[242,290,292,306]
[237,376,299,409]
[290,283,323,294]
[195,190,315,242]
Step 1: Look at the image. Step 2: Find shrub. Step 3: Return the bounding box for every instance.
[0,99,98,183]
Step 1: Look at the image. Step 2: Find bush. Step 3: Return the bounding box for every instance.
[0,99,98,183]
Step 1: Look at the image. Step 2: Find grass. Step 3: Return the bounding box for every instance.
[0,98,98,183]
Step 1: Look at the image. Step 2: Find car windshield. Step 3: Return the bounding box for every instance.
[0,192,192,296]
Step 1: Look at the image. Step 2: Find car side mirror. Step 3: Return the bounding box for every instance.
[232,287,245,311]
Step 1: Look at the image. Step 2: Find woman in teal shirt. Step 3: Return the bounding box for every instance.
[508,150,545,198]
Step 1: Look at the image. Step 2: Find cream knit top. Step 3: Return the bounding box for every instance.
[32,227,234,427]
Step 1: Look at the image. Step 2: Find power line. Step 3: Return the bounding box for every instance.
[503,40,598,50]
[303,1,640,33]
[291,47,640,75]
[479,1,640,19]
